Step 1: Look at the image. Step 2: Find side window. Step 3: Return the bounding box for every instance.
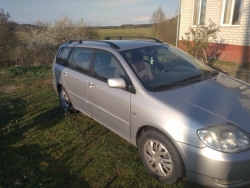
[221,0,242,25]
[68,48,93,73]
[56,47,71,65]
[192,0,207,26]
[93,51,126,81]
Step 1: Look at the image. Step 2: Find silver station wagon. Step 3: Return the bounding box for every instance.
[52,37,250,187]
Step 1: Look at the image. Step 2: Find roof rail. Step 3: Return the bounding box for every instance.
[66,39,120,49]
[67,39,91,44]
[102,41,120,49]
[104,36,163,43]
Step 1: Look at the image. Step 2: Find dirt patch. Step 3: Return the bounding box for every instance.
[0,85,20,93]
[43,79,52,85]
[33,79,52,86]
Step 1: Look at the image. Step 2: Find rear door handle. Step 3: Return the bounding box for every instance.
[88,82,96,88]
[64,71,68,76]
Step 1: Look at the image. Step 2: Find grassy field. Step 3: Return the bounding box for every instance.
[99,27,153,39]
[0,65,205,188]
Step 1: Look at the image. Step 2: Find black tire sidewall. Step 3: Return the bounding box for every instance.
[138,129,184,185]
[59,86,73,114]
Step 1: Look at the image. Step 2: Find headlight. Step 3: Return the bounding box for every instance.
[198,124,250,153]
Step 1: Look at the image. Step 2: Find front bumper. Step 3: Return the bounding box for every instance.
[177,142,250,187]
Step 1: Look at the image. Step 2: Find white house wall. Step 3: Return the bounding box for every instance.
[179,0,250,46]
[179,0,250,63]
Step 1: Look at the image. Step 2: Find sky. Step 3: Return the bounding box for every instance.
[0,0,179,26]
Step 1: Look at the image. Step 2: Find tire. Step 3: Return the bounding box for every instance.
[58,86,75,115]
[138,129,185,185]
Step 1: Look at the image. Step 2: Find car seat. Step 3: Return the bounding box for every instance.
[131,51,154,81]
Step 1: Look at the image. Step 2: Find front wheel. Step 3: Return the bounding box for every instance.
[58,86,75,115]
[138,129,185,185]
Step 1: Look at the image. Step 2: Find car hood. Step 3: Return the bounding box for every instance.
[154,73,250,133]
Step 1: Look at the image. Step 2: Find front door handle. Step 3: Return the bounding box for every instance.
[88,82,96,88]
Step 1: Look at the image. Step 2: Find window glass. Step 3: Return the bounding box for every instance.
[192,0,207,25]
[56,47,71,65]
[222,0,242,25]
[200,0,207,25]
[68,48,93,73]
[193,0,200,25]
[223,0,233,24]
[120,45,214,91]
[93,51,126,81]
[232,0,242,24]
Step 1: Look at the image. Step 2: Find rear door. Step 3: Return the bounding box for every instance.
[62,47,94,116]
[88,50,131,140]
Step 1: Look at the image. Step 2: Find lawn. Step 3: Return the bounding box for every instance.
[0,65,204,188]
[99,27,153,40]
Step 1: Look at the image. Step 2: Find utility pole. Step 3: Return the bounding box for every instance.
[176,0,181,47]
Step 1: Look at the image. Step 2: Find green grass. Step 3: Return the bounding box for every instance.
[99,27,153,39]
[207,60,240,77]
[210,60,239,68]
[0,65,203,188]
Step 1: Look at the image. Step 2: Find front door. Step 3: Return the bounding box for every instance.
[88,51,131,140]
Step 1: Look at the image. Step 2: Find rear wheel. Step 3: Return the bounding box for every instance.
[59,86,74,115]
[138,129,185,185]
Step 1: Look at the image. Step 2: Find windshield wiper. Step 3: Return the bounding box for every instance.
[177,73,203,82]
[150,73,203,91]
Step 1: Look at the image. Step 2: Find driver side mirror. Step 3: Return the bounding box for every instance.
[107,77,126,88]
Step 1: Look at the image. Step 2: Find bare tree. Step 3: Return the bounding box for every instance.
[150,6,166,39]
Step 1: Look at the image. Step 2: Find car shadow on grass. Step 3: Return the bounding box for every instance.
[0,143,91,187]
[0,96,91,187]
[0,97,26,130]
[30,105,64,130]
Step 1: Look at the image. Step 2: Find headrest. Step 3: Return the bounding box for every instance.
[99,53,111,66]
[78,53,91,62]
[131,51,143,62]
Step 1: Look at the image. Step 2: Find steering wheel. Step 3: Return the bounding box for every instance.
[160,64,175,74]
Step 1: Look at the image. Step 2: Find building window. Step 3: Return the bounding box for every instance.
[192,0,207,26]
[221,0,242,25]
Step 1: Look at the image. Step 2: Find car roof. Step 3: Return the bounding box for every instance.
[63,38,165,51]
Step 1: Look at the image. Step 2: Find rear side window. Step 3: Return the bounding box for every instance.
[68,48,93,73]
[56,47,71,65]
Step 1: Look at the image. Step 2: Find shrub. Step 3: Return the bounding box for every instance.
[0,8,18,67]
[181,19,220,63]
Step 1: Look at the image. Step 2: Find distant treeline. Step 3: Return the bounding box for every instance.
[97,24,152,29]
[14,23,35,32]
[14,23,153,32]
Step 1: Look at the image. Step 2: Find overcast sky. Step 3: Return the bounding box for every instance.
[0,0,179,26]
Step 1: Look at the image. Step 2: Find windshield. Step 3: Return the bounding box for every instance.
[120,45,216,91]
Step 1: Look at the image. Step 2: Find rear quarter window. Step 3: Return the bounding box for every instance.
[56,47,72,65]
